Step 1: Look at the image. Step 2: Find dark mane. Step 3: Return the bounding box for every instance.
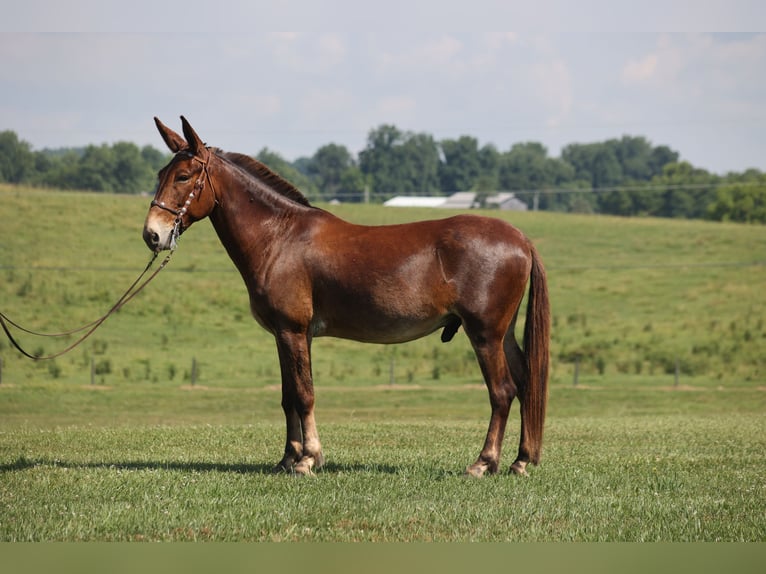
[217,150,312,207]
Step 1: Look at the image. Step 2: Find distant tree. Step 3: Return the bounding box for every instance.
[359,124,401,198]
[404,132,441,195]
[474,143,500,192]
[562,142,623,191]
[708,169,766,223]
[0,130,35,183]
[141,145,170,173]
[256,147,320,200]
[651,161,717,219]
[498,142,578,210]
[308,143,355,200]
[439,136,481,193]
[300,143,367,202]
[359,125,441,199]
[336,166,367,203]
[498,142,550,192]
[6,124,763,222]
[649,145,679,177]
[74,145,117,191]
[111,142,156,193]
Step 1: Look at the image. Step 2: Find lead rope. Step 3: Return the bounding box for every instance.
[0,249,174,360]
[2,150,215,360]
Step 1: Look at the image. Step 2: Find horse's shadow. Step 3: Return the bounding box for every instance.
[0,456,405,476]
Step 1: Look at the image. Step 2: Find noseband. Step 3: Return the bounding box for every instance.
[150,150,218,246]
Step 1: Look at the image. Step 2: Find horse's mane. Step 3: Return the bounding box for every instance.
[216,149,312,207]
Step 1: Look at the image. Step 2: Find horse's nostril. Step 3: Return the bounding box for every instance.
[143,227,161,251]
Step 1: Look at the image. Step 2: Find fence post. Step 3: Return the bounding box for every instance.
[573,356,580,387]
[674,357,680,388]
[191,357,198,386]
[90,358,95,386]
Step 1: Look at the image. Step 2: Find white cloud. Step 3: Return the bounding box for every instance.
[621,34,685,89]
[622,53,659,84]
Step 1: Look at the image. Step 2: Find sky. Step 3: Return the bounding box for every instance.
[2,1,765,175]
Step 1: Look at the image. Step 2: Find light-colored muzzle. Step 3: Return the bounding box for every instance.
[143,211,178,252]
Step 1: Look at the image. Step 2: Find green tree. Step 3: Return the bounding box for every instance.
[708,169,766,223]
[0,130,35,183]
[439,136,481,193]
[141,145,170,173]
[649,145,679,177]
[402,133,440,195]
[562,142,623,190]
[256,148,320,200]
[359,125,440,200]
[112,142,156,193]
[337,166,367,203]
[308,143,355,200]
[651,161,717,219]
[498,142,578,210]
[74,144,116,191]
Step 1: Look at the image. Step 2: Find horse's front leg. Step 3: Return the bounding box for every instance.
[274,330,324,475]
[274,406,303,472]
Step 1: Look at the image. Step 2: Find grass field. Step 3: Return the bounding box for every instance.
[1,186,765,541]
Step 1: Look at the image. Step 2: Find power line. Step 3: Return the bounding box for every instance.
[448,180,765,197]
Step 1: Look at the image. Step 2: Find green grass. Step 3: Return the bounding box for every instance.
[1,377,764,541]
[1,186,765,541]
[1,400,764,541]
[1,186,764,388]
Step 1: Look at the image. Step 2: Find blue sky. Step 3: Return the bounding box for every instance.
[2,2,765,174]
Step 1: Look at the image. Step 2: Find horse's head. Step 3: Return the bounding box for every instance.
[143,116,219,252]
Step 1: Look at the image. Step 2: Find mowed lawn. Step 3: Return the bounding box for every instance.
[0,187,765,541]
[1,380,764,541]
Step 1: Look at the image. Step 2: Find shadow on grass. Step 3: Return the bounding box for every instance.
[0,456,403,475]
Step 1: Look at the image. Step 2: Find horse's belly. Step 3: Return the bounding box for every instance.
[315,309,449,344]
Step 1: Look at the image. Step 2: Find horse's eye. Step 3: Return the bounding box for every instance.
[175,174,191,183]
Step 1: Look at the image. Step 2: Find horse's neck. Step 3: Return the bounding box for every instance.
[208,172,302,272]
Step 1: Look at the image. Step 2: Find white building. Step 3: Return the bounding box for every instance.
[384,191,527,211]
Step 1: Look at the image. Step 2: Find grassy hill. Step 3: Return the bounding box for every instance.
[2,185,765,542]
[1,184,764,390]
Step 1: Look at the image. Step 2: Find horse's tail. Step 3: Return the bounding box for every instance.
[521,243,550,465]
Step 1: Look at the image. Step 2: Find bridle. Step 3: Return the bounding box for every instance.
[150,149,218,249]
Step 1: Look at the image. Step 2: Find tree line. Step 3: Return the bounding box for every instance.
[1,126,764,223]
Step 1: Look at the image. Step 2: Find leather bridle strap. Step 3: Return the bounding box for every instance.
[150,150,218,223]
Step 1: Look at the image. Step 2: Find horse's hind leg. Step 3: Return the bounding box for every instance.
[504,334,531,475]
[465,329,517,478]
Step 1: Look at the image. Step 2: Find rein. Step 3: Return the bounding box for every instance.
[1,149,216,361]
[0,242,175,361]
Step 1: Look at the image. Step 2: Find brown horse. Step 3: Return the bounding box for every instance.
[143,116,550,477]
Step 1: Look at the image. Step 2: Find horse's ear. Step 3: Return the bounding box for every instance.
[154,117,188,153]
[180,116,206,157]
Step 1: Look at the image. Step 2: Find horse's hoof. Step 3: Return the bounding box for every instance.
[293,456,317,476]
[509,460,529,476]
[464,462,489,478]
